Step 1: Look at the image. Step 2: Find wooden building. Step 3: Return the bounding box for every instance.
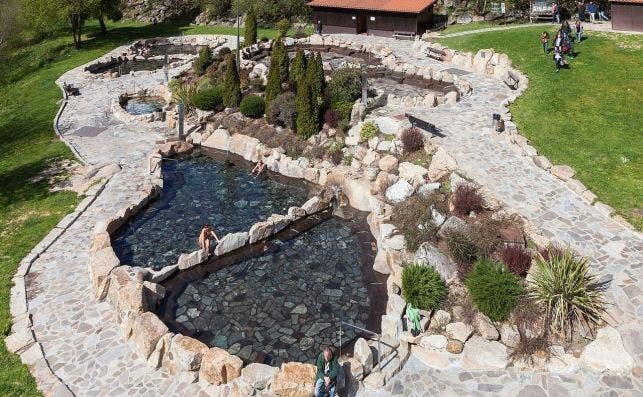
[308,0,436,37]
[610,0,643,32]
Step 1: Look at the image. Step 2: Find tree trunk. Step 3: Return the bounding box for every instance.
[98,13,107,35]
[71,14,82,49]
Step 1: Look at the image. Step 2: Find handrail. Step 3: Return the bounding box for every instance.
[339,320,382,371]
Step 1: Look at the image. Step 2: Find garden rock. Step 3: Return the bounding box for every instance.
[427,146,457,181]
[418,182,441,197]
[270,362,316,397]
[420,334,448,351]
[177,250,206,270]
[429,309,451,331]
[374,116,403,135]
[381,314,403,339]
[202,128,231,151]
[363,371,385,389]
[445,322,473,343]
[214,232,249,256]
[169,334,208,372]
[431,207,446,226]
[241,363,279,390]
[88,246,120,300]
[378,155,398,172]
[414,242,457,281]
[438,216,467,239]
[386,293,406,318]
[385,180,414,203]
[499,324,520,348]
[353,338,373,374]
[580,326,633,373]
[130,312,168,360]
[462,335,508,370]
[301,196,322,214]
[446,339,464,354]
[248,221,274,244]
[351,102,366,125]
[474,313,499,340]
[398,162,428,185]
[550,164,576,181]
[199,347,243,385]
[266,214,290,233]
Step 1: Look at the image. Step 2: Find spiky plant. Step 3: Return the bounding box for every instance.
[528,248,608,340]
[170,81,198,110]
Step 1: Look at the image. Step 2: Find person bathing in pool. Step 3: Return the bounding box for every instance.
[198,224,220,254]
[251,159,266,177]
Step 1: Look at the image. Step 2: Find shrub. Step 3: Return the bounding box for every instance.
[468,216,506,258]
[222,54,242,108]
[402,263,448,311]
[401,127,424,153]
[446,230,478,263]
[528,248,608,339]
[327,139,344,165]
[332,100,354,122]
[267,92,296,129]
[500,245,533,276]
[360,121,379,141]
[391,194,440,252]
[341,154,353,166]
[324,109,341,128]
[193,46,213,76]
[306,52,325,109]
[328,67,362,103]
[295,82,318,138]
[170,81,198,110]
[452,183,485,216]
[218,47,231,59]
[250,78,264,92]
[265,38,289,104]
[289,49,307,90]
[192,85,223,111]
[276,18,290,37]
[465,259,525,321]
[239,95,265,118]
[244,8,257,45]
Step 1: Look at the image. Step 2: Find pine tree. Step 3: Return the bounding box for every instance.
[244,8,257,46]
[289,49,307,91]
[265,38,289,105]
[295,80,320,138]
[222,54,242,108]
[306,52,325,106]
[273,38,290,84]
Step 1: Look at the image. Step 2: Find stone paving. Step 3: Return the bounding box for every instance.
[12,33,643,396]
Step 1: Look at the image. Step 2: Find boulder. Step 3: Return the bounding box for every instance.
[381,314,403,339]
[241,363,279,390]
[445,322,474,343]
[301,196,323,215]
[385,180,414,203]
[374,116,403,135]
[417,182,441,197]
[353,338,373,374]
[202,128,231,151]
[149,264,178,283]
[438,216,467,239]
[170,334,208,372]
[378,155,398,172]
[88,247,120,300]
[414,242,457,281]
[267,214,291,233]
[177,249,207,270]
[420,334,448,351]
[431,207,446,226]
[427,147,457,181]
[248,221,274,244]
[499,324,520,348]
[474,313,499,340]
[229,133,261,162]
[271,362,316,397]
[398,162,428,185]
[287,206,307,221]
[445,91,458,104]
[214,232,249,256]
[130,312,169,359]
[350,102,366,125]
[429,310,452,331]
[462,335,508,370]
[363,371,385,389]
[446,339,464,354]
[199,347,243,385]
[341,357,364,396]
[580,326,633,373]
[107,266,150,313]
[90,231,111,252]
[386,293,406,318]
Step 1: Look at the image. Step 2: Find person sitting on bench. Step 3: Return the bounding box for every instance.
[314,346,339,397]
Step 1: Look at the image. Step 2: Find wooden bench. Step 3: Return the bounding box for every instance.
[393,31,416,40]
[405,113,444,137]
[503,71,520,90]
[426,47,446,61]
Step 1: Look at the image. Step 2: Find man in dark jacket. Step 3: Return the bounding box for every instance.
[314,346,339,397]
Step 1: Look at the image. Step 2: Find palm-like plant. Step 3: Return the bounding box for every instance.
[528,247,609,340]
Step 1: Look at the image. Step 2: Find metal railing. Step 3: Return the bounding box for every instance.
[339,321,382,371]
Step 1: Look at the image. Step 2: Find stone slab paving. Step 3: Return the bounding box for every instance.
[338,34,642,394]
[15,33,643,396]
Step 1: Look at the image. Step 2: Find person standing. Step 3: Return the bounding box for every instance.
[552,3,559,24]
[314,347,339,397]
[575,20,583,42]
[553,47,564,72]
[588,1,597,23]
[598,0,609,20]
[577,1,586,21]
[541,31,550,54]
[316,19,323,35]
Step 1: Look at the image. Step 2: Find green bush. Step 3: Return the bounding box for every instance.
[465,259,525,321]
[289,49,307,90]
[239,95,265,117]
[402,263,448,311]
[391,194,440,252]
[193,46,213,76]
[170,80,198,110]
[222,54,242,108]
[244,8,257,45]
[192,85,223,111]
[360,121,379,141]
[265,38,289,104]
[446,230,478,263]
[328,67,362,103]
[295,80,318,138]
[276,18,290,37]
[332,100,354,122]
[528,248,608,339]
[267,92,296,129]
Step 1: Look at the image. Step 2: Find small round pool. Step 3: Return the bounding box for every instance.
[123,96,165,115]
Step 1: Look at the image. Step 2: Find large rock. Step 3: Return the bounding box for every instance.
[378,155,398,172]
[177,249,206,270]
[301,196,323,215]
[420,334,448,351]
[270,361,316,397]
[445,322,474,343]
[462,335,508,370]
[580,326,633,373]
[170,334,208,372]
[427,147,457,181]
[386,293,406,318]
[429,310,452,331]
[414,242,457,281]
[202,128,231,151]
[214,232,249,256]
[499,324,520,348]
[241,363,278,390]
[353,338,373,374]
[130,312,169,359]
[474,313,499,340]
[229,133,261,162]
[107,266,162,313]
[437,216,467,239]
[248,221,274,244]
[385,180,414,203]
[398,162,428,185]
[88,246,120,300]
[363,371,385,389]
[199,347,243,385]
[381,314,403,339]
[341,357,364,396]
[267,214,291,233]
[373,116,403,135]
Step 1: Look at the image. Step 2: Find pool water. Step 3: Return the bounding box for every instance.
[158,215,381,366]
[109,58,179,74]
[112,154,309,269]
[124,97,165,115]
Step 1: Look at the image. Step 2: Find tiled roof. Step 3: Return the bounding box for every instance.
[308,0,436,14]
[610,0,643,3]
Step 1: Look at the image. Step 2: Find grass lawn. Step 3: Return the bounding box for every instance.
[438,20,522,35]
[0,19,291,396]
[439,28,643,230]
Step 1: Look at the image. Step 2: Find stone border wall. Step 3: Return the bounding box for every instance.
[111,86,173,124]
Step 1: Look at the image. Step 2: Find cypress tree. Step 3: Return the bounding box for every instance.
[265,38,289,105]
[273,38,289,84]
[244,8,257,46]
[306,52,325,106]
[222,54,242,108]
[289,49,307,91]
[296,81,316,138]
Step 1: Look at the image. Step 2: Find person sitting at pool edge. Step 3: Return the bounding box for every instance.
[314,346,339,397]
[251,159,266,177]
[198,224,219,254]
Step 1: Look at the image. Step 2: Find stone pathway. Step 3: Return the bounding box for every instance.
[436,21,642,38]
[338,34,642,395]
[13,33,642,396]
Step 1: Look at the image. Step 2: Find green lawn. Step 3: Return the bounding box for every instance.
[438,20,517,35]
[439,28,643,230]
[0,19,290,396]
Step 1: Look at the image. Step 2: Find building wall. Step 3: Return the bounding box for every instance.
[611,3,643,32]
[312,7,433,36]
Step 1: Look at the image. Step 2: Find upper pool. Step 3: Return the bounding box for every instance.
[112,151,309,269]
